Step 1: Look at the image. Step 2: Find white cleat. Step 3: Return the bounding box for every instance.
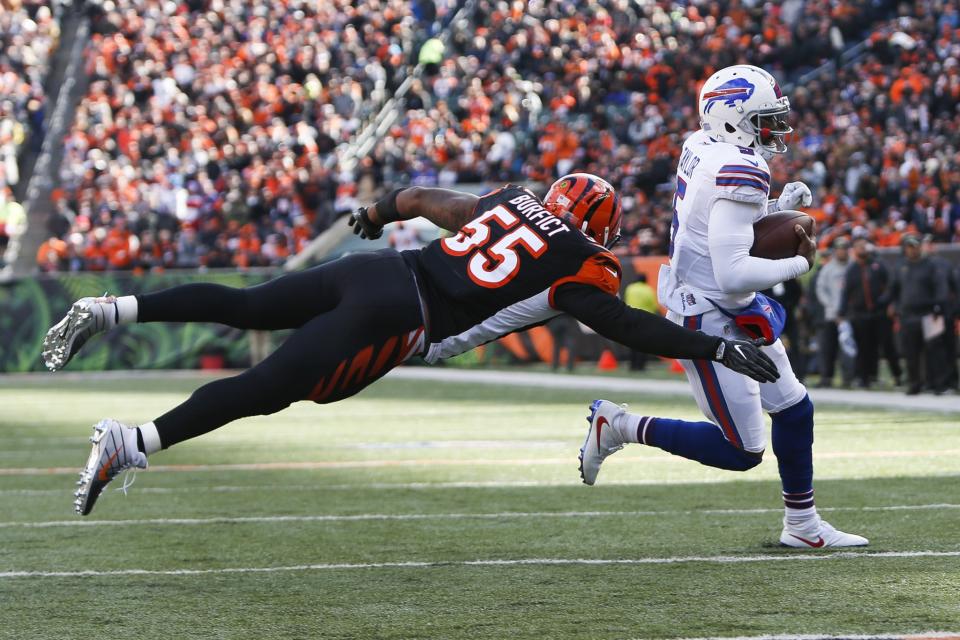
[74,419,147,516]
[42,296,118,372]
[779,515,869,548]
[579,399,628,486]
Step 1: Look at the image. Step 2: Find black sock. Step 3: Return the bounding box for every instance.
[135,428,146,454]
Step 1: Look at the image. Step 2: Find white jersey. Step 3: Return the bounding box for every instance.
[658,130,771,314]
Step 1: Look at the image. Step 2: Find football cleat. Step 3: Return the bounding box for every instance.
[74,419,147,516]
[42,296,118,371]
[579,399,628,486]
[779,515,869,548]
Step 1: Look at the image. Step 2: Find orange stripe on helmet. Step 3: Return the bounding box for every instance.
[565,176,591,204]
[568,177,597,214]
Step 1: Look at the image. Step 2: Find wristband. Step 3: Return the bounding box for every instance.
[374,188,407,223]
[713,339,725,362]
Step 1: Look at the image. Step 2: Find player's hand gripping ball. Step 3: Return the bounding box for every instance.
[348,207,383,240]
[750,210,817,266]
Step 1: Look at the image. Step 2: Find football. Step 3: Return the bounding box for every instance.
[750,210,816,259]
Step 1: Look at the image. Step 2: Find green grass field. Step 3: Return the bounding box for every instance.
[0,373,958,640]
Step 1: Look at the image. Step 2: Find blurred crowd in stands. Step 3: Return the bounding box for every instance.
[38,0,449,271]
[1,0,60,262]
[780,233,958,395]
[371,0,960,256]
[24,0,960,274]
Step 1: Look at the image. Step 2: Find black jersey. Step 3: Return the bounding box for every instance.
[402,185,621,363]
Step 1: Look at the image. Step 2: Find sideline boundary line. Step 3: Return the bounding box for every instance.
[388,368,960,413]
[2,368,957,413]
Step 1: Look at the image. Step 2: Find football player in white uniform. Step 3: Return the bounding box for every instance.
[579,65,868,548]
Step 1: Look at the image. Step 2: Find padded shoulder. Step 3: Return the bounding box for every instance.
[548,250,622,308]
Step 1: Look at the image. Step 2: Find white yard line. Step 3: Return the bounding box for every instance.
[667,633,960,640]
[2,475,959,495]
[3,550,959,580]
[2,503,957,529]
[2,446,959,477]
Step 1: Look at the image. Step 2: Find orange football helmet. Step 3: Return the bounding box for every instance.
[543,173,622,247]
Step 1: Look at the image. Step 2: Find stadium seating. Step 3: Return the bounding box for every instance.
[43,0,444,271]
[1,0,59,191]
[1,0,62,264]
[37,0,960,272]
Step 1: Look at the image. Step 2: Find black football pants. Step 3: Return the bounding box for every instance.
[138,250,425,448]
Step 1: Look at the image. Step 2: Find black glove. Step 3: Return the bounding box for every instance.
[348,206,383,240]
[713,338,780,383]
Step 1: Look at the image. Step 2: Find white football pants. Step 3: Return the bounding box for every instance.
[667,308,808,453]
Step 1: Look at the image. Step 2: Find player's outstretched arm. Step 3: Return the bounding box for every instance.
[349,187,480,239]
[708,198,811,293]
[553,284,779,383]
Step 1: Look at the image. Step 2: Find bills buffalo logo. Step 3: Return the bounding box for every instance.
[703,78,755,113]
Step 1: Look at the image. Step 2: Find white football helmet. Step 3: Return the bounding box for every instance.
[699,65,792,157]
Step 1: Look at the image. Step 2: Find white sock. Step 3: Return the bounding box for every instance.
[785,506,818,529]
[114,295,138,325]
[138,421,162,455]
[616,412,643,443]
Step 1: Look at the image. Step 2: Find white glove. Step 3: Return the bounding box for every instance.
[774,181,813,211]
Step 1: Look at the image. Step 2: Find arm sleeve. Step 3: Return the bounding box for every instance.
[707,197,810,294]
[552,283,722,360]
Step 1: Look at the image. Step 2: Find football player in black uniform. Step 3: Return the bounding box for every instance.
[43,173,779,516]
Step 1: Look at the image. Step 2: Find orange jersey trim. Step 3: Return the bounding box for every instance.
[548,251,622,308]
